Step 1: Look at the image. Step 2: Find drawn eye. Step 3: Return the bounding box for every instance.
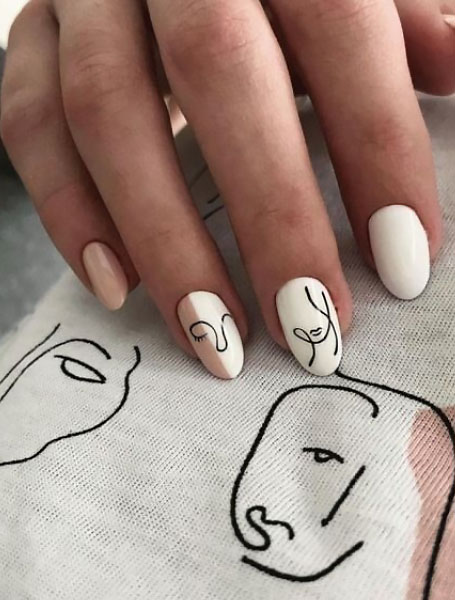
[192,333,208,343]
[302,447,344,464]
[54,355,106,384]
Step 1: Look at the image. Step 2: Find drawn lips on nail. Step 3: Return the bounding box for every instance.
[293,286,339,368]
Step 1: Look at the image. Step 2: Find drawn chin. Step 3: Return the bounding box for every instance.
[241,540,364,582]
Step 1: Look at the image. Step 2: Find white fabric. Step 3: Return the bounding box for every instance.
[0,95,454,600]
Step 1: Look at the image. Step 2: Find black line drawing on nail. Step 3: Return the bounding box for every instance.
[230,374,455,600]
[189,313,233,352]
[0,324,141,468]
[293,286,339,367]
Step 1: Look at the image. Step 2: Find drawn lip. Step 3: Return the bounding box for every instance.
[310,327,323,337]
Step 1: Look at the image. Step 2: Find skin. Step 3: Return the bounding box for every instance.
[1,0,454,358]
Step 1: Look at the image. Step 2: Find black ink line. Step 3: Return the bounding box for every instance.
[302,447,344,464]
[203,203,224,221]
[0,324,61,387]
[335,369,455,600]
[0,346,141,468]
[245,506,294,551]
[189,313,233,353]
[54,355,107,385]
[241,541,364,583]
[0,338,111,404]
[293,287,339,368]
[207,192,221,204]
[321,466,366,528]
[188,163,209,189]
[230,384,378,560]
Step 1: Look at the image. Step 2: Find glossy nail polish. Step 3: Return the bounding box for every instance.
[276,278,342,376]
[178,291,244,380]
[82,242,128,311]
[369,205,430,300]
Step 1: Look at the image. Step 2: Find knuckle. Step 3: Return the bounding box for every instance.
[161,2,257,79]
[63,41,142,127]
[1,91,57,148]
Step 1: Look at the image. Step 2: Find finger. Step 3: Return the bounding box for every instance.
[148,0,352,376]
[271,0,443,300]
[396,0,455,95]
[1,0,137,310]
[54,0,247,379]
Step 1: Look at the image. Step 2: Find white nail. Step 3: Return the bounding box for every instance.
[443,14,455,29]
[369,205,430,300]
[276,278,342,376]
[178,291,244,380]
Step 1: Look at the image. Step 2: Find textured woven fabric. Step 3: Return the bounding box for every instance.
[0,95,454,600]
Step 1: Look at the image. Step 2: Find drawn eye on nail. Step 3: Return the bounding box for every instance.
[54,355,106,384]
[189,313,233,353]
[302,447,344,464]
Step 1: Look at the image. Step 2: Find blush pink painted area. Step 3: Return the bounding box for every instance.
[407,408,455,599]
[177,294,233,380]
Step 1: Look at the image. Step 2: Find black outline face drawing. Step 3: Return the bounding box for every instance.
[230,374,455,600]
[0,324,141,467]
[189,313,233,353]
[293,286,339,368]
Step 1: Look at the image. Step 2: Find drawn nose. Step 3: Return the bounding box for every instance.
[245,505,295,551]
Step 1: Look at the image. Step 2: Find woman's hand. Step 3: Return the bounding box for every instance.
[1,0,453,378]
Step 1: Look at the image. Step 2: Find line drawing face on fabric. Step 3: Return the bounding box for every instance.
[293,286,339,368]
[189,313,233,352]
[230,373,455,600]
[0,324,141,467]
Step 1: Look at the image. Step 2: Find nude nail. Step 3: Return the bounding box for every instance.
[178,291,244,380]
[369,205,430,300]
[443,14,455,29]
[82,242,128,311]
[276,278,342,377]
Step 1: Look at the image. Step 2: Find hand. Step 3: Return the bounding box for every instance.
[1,0,453,378]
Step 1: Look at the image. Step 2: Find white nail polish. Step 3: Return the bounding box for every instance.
[369,205,430,300]
[276,278,342,376]
[443,14,455,29]
[178,291,244,380]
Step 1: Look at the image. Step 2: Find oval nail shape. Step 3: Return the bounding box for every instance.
[369,205,430,300]
[276,278,342,376]
[178,291,244,380]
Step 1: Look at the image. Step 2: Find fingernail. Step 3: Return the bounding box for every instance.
[82,242,128,311]
[443,14,455,29]
[276,278,342,377]
[368,205,430,300]
[178,291,244,380]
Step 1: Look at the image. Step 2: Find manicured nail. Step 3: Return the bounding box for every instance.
[369,205,430,300]
[82,242,128,311]
[276,278,342,377]
[443,14,455,29]
[178,291,244,380]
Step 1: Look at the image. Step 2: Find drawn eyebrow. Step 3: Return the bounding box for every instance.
[302,447,344,464]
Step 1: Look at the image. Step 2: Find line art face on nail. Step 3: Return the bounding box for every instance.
[293,286,339,369]
[189,313,233,353]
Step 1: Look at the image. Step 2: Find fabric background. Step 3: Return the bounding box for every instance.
[0,95,454,600]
